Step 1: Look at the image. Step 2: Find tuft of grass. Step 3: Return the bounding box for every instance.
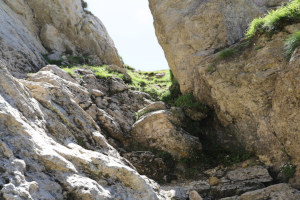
[91,65,125,80]
[126,67,172,100]
[246,0,300,38]
[61,66,80,76]
[175,93,208,113]
[207,64,216,73]
[282,162,296,179]
[284,31,300,59]
[254,45,263,50]
[218,48,236,59]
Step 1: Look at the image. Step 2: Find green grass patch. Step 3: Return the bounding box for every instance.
[207,64,216,73]
[254,45,263,50]
[218,48,236,59]
[126,68,172,100]
[175,93,208,112]
[282,162,296,179]
[246,0,300,38]
[91,65,125,80]
[284,31,300,59]
[61,66,80,76]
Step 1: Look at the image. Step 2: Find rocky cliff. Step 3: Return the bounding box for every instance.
[0,0,122,78]
[150,0,300,187]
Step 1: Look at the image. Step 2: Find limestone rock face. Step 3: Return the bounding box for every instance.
[221,183,300,200]
[149,0,300,185]
[149,0,288,93]
[0,0,122,78]
[132,110,202,159]
[0,64,166,200]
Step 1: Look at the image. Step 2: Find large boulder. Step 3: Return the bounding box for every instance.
[148,0,300,185]
[149,0,289,93]
[132,110,202,159]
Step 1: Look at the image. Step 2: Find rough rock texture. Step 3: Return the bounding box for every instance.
[149,0,289,93]
[149,0,300,185]
[161,165,278,200]
[0,0,122,78]
[0,64,166,200]
[123,151,168,183]
[221,183,300,200]
[132,110,202,159]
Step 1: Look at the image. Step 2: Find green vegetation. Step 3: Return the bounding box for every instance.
[254,45,263,50]
[207,64,216,73]
[61,66,81,76]
[160,70,182,105]
[284,31,300,59]
[282,162,296,179]
[81,0,88,9]
[91,65,125,80]
[175,93,208,113]
[135,109,155,120]
[200,141,253,167]
[218,48,236,59]
[126,67,172,100]
[246,0,300,38]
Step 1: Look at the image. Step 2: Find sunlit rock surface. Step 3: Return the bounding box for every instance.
[0,0,122,78]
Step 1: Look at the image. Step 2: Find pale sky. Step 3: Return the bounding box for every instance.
[85,0,169,71]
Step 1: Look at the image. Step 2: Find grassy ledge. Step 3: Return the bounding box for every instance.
[284,31,300,59]
[246,0,300,38]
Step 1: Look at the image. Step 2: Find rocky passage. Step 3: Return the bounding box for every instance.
[1,0,300,199]
[1,64,300,200]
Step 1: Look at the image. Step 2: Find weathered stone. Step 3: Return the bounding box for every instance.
[123,151,168,183]
[137,101,166,116]
[226,166,273,183]
[149,0,300,184]
[0,0,122,78]
[189,190,203,200]
[238,183,300,200]
[0,64,167,200]
[110,79,130,93]
[149,0,288,93]
[209,177,220,186]
[107,64,127,74]
[155,73,165,78]
[91,89,105,97]
[185,108,207,121]
[132,110,202,159]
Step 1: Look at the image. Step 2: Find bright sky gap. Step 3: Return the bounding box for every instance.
[85,0,169,71]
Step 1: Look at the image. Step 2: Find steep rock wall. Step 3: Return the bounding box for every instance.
[0,0,122,78]
[149,0,300,186]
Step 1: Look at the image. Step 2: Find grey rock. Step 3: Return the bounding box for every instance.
[132,110,202,159]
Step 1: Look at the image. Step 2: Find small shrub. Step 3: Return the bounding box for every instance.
[218,48,236,59]
[282,163,296,179]
[175,93,208,112]
[91,65,124,80]
[81,0,88,9]
[254,45,263,50]
[284,31,300,59]
[207,65,216,73]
